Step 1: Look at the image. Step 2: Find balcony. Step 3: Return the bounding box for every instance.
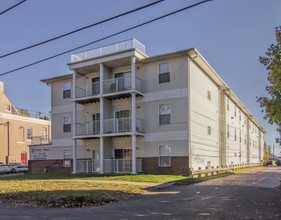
[71,39,145,63]
[74,74,143,103]
[74,118,143,138]
[76,122,100,136]
[103,118,143,134]
[77,159,142,173]
[30,136,51,146]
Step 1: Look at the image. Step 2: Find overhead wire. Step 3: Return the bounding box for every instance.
[0,0,212,77]
[0,0,26,16]
[0,0,164,59]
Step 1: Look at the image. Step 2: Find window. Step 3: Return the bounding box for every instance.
[159,62,170,83]
[244,134,247,144]
[27,128,32,141]
[63,149,72,167]
[227,124,230,138]
[239,129,241,143]
[244,115,247,125]
[234,128,237,141]
[4,104,10,112]
[159,145,171,167]
[114,149,132,159]
[63,81,71,99]
[159,104,171,125]
[239,111,241,121]
[234,106,237,117]
[63,115,71,133]
[207,126,212,135]
[207,91,211,100]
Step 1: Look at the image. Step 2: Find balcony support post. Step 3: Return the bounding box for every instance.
[131,57,136,90]
[72,70,77,174]
[99,137,104,174]
[100,64,104,95]
[131,93,136,132]
[131,134,137,174]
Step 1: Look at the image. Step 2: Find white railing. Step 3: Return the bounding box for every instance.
[77,159,142,173]
[76,122,100,136]
[76,81,100,98]
[71,39,145,62]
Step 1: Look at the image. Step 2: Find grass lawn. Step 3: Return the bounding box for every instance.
[2,173,188,183]
[0,167,262,208]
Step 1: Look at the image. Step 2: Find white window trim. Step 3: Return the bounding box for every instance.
[158,103,171,126]
[27,128,32,141]
[159,62,170,84]
[63,115,72,133]
[158,145,171,167]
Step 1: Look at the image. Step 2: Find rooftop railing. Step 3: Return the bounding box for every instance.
[71,39,145,62]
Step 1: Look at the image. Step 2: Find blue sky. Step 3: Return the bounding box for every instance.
[0,0,280,154]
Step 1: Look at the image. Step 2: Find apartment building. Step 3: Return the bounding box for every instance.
[29,39,265,175]
[0,81,51,165]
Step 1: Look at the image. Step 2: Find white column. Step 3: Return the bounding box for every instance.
[100,64,104,94]
[131,57,136,90]
[99,137,104,174]
[72,70,77,174]
[131,93,136,132]
[131,134,137,174]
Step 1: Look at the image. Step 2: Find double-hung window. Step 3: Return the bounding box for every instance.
[63,149,72,167]
[159,104,171,125]
[4,104,10,112]
[63,82,71,99]
[159,145,171,167]
[159,62,170,83]
[63,115,71,133]
[27,128,32,141]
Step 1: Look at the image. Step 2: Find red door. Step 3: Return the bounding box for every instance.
[21,152,27,164]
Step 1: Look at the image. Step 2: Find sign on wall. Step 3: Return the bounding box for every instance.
[31,148,49,160]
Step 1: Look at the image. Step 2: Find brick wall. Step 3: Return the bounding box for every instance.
[141,156,189,175]
[28,159,72,174]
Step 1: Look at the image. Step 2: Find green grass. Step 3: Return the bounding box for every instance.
[2,173,188,183]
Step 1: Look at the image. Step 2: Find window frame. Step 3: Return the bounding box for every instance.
[158,145,171,167]
[207,126,212,135]
[63,115,71,133]
[159,104,171,125]
[63,149,72,168]
[63,81,71,99]
[158,62,170,84]
[207,90,211,100]
[27,128,32,141]
[4,104,11,112]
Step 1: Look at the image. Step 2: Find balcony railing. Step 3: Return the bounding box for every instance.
[71,39,145,62]
[76,81,100,98]
[30,136,51,146]
[75,118,143,136]
[77,159,142,173]
[75,74,142,99]
[104,118,143,134]
[76,122,100,136]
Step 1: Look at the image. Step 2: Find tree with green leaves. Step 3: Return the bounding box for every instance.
[258,26,281,144]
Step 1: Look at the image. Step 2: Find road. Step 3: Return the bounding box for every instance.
[0,167,280,220]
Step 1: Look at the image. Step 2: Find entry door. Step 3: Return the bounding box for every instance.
[92,77,100,95]
[114,72,131,91]
[92,150,100,172]
[92,113,100,134]
[115,110,131,132]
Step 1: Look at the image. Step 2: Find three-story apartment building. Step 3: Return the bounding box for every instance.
[29,39,265,175]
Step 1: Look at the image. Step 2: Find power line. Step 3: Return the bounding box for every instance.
[0,0,26,16]
[0,0,212,77]
[0,0,164,59]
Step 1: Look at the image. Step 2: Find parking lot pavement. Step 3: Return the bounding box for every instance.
[0,173,23,178]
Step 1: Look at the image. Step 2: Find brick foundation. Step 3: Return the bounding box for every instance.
[141,156,189,175]
[28,160,72,174]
